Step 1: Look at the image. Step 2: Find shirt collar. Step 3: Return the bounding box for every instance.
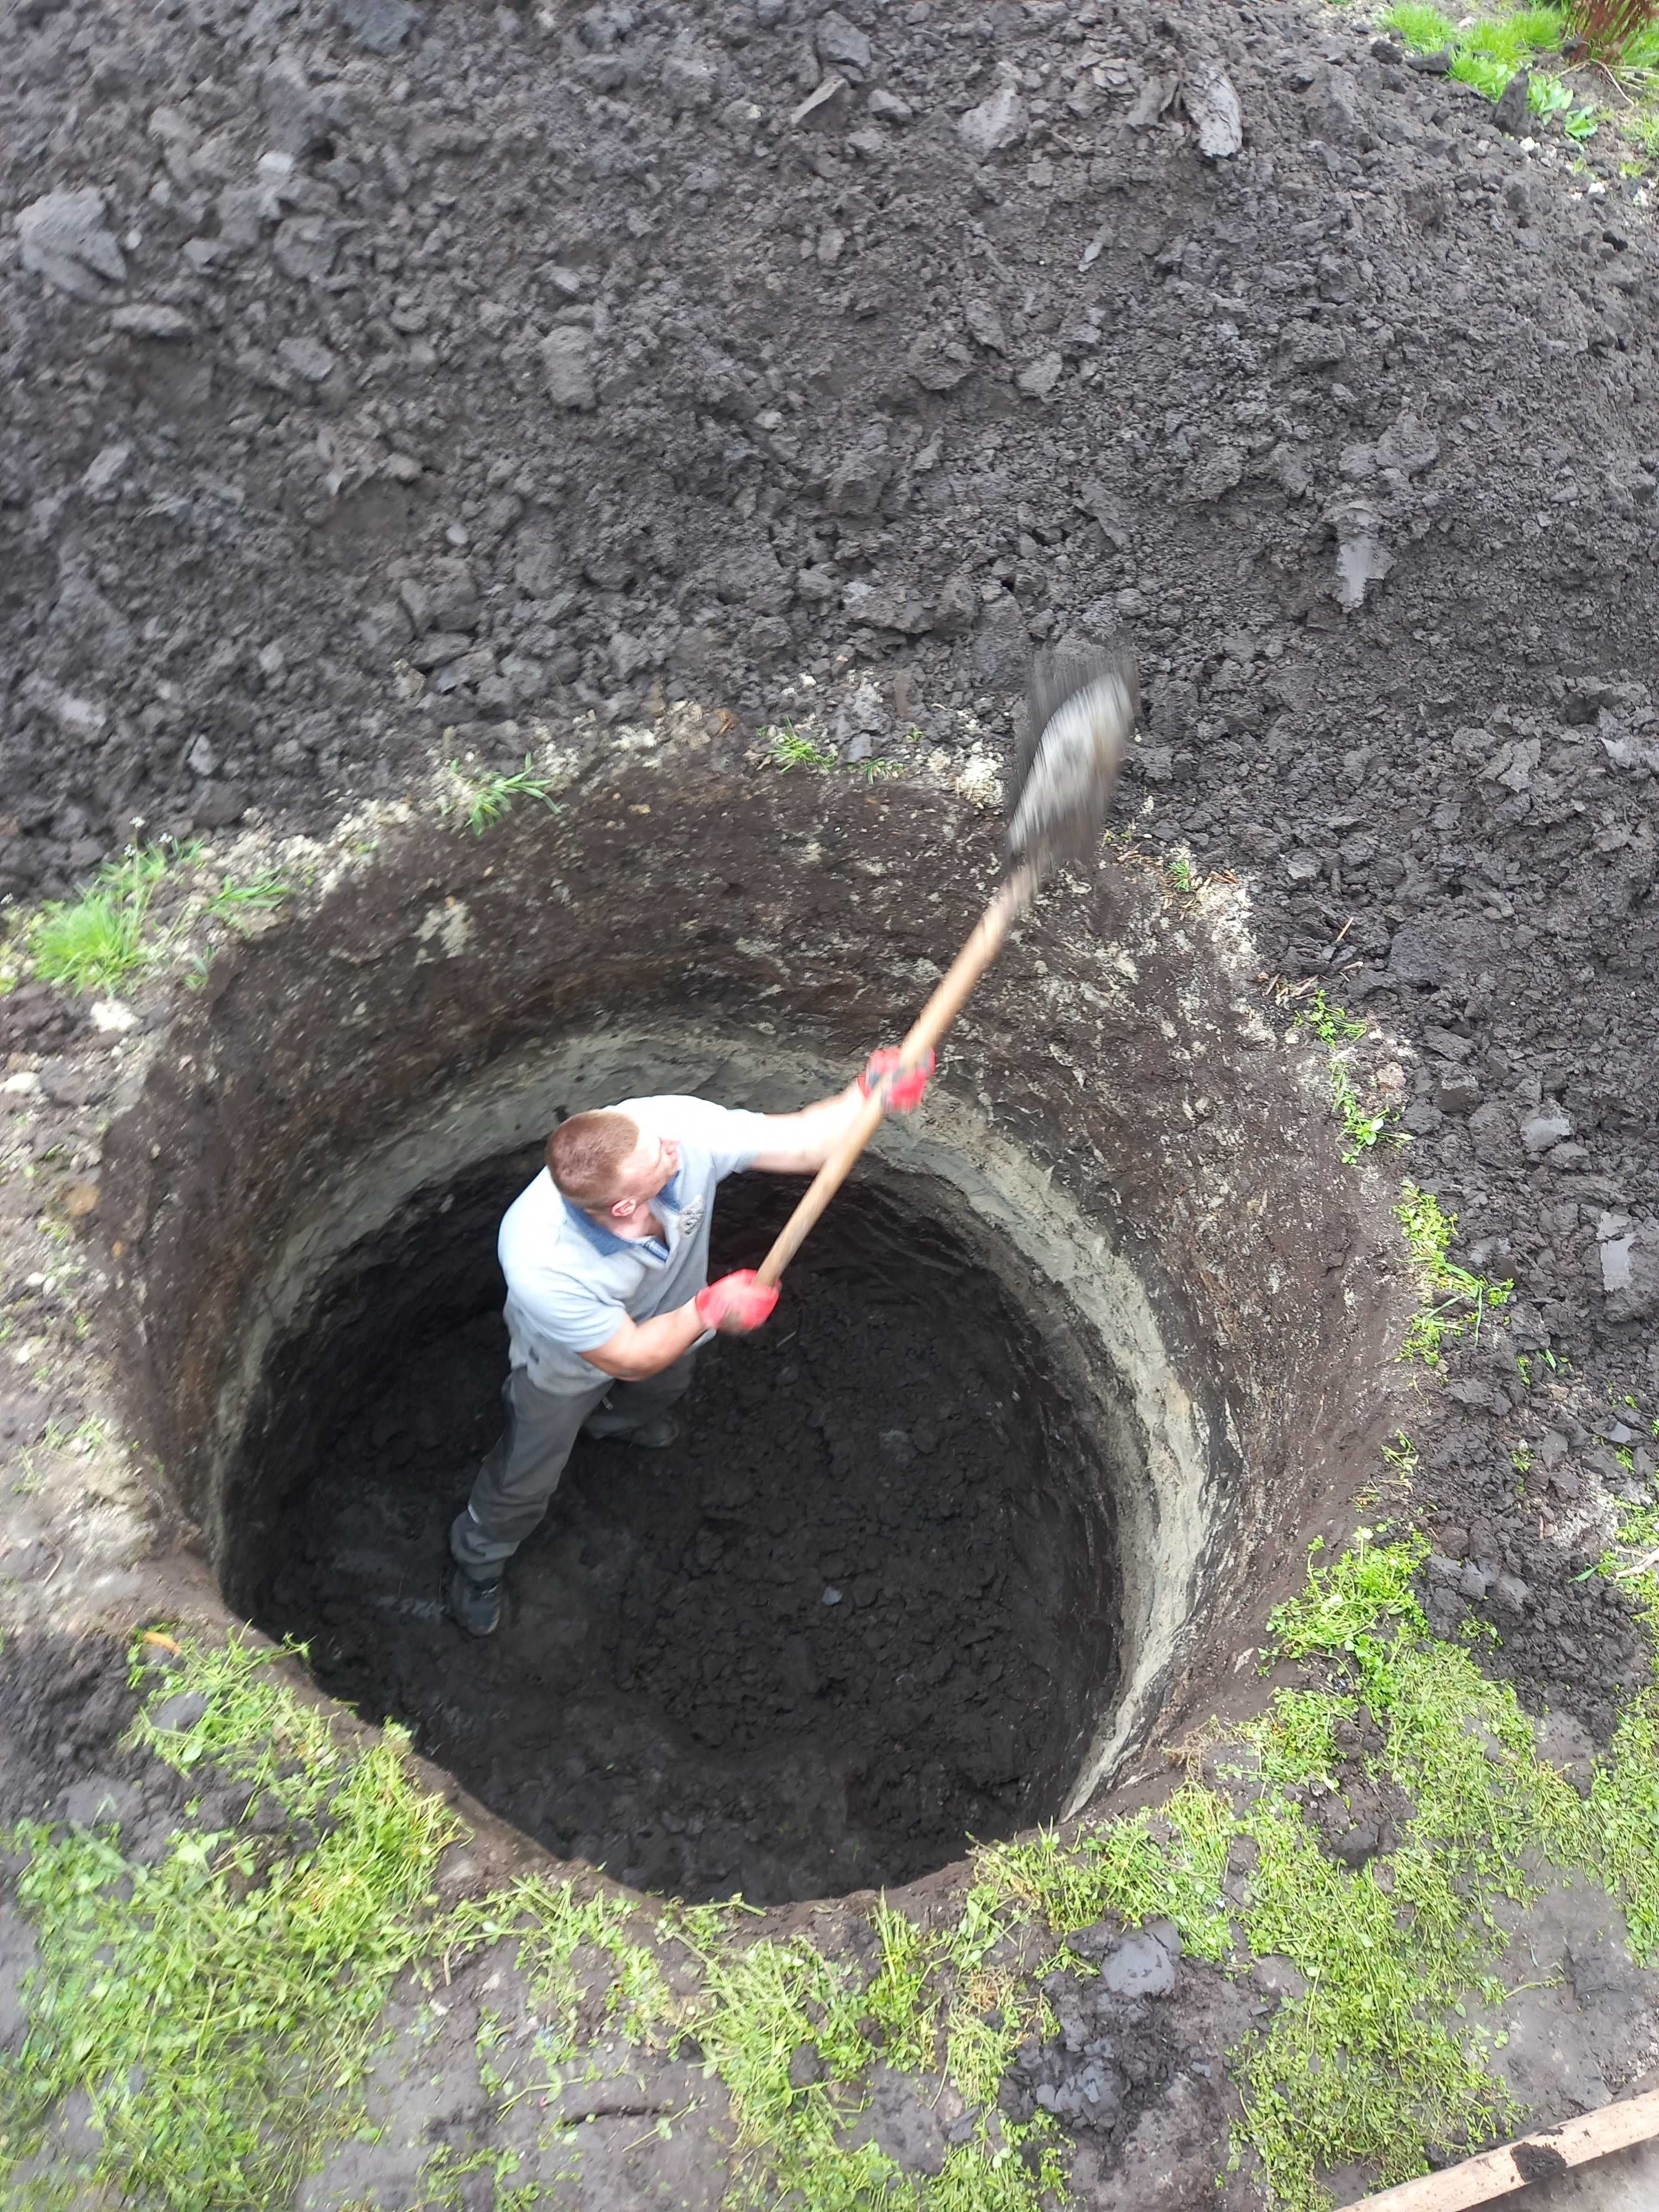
[563,1170,680,1255]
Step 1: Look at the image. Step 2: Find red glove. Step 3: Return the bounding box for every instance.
[859,1046,935,1115]
[695,1269,779,1335]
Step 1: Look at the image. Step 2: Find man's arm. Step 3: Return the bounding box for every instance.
[742,1080,867,1174]
[744,1050,935,1173]
[580,1269,784,1375]
[578,1299,707,1381]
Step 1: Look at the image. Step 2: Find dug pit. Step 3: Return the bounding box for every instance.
[101,742,1409,1902]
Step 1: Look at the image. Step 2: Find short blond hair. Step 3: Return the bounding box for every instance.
[547,1111,641,1206]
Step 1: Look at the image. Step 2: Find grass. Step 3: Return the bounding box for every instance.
[8,1504,1659,2212]
[1296,988,1366,1046]
[25,842,196,994]
[202,871,291,927]
[1292,991,1400,1164]
[1396,1183,1514,1365]
[1,1633,458,2210]
[443,754,564,835]
[764,723,838,773]
[1381,0,1605,134]
[17,845,300,997]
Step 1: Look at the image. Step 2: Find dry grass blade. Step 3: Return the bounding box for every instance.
[1568,0,1659,53]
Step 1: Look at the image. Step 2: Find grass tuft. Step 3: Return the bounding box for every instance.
[1396,1183,1513,1364]
[1383,1,1458,48]
[444,755,563,835]
[25,843,196,995]
[764,723,838,773]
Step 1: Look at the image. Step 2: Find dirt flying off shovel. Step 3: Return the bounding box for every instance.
[754,641,1141,1292]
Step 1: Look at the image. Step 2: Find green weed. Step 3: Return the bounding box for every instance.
[1293,992,1399,1162]
[445,755,563,835]
[1296,989,1367,1046]
[851,757,903,782]
[1396,1182,1513,1364]
[25,843,192,995]
[1383,1,1457,48]
[765,724,837,772]
[202,872,291,928]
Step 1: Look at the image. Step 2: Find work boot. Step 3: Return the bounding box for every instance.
[581,1410,680,1449]
[445,1560,504,1638]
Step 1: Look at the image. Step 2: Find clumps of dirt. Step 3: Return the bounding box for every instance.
[0,1632,191,1858]
[4,0,1657,903]
[1001,1922,1255,2209]
[258,1191,1115,1904]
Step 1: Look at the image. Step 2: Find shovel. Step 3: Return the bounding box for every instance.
[755,641,1140,1291]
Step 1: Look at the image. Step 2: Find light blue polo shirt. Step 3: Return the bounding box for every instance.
[499,1094,771,1395]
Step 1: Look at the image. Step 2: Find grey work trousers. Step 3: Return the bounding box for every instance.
[448,1353,696,1578]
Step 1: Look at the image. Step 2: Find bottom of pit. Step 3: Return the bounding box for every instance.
[251,1155,1127,1905]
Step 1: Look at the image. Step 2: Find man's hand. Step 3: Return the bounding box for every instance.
[695,1270,779,1335]
[859,1046,935,1115]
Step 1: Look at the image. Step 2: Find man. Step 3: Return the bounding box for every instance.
[445,1046,933,1635]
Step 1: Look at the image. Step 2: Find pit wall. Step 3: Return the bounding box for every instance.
[102,744,1411,1813]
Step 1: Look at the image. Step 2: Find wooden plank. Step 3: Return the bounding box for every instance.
[1340,2088,1659,2211]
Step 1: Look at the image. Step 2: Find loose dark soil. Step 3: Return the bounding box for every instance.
[257,1172,1113,1904]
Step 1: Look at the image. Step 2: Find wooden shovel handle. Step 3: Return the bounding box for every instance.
[1340,2085,1659,2210]
[754,863,1039,1290]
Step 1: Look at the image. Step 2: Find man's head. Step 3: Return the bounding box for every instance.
[547,1111,680,1224]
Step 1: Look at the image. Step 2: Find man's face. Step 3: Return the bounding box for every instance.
[604,1133,680,1220]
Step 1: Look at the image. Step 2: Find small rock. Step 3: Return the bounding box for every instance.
[541,327,597,410]
[1249,1954,1309,2002]
[814,9,870,72]
[1185,444,1245,503]
[1100,1931,1176,1997]
[1375,411,1441,476]
[1467,1099,1512,1166]
[790,74,851,132]
[60,1776,142,1830]
[17,188,126,300]
[1521,1109,1572,1156]
[278,335,336,383]
[965,297,1008,354]
[662,37,718,111]
[1330,1820,1381,1867]
[1182,63,1242,158]
[335,0,421,50]
[1437,1075,1482,1117]
[1423,1026,1474,1062]
[1015,351,1063,399]
[868,87,912,123]
[1605,1226,1659,1322]
[1493,69,1531,137]
[958,82,1028,159]
[81,444,133,500]
[843,581,931,635]
[194,783,249,828]
[789,2041,827,2087]
[109,302,196,340]
[152,1691,211,1733]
